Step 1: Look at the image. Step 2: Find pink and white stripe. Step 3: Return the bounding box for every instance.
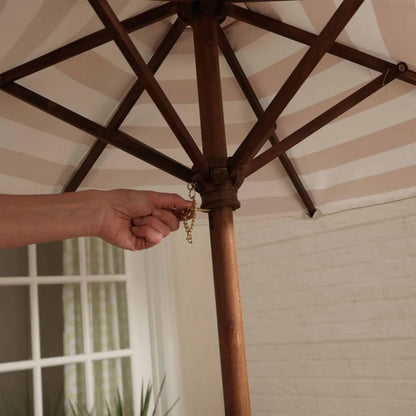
[0,0,415,217]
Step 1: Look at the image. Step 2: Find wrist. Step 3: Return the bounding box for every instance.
[76,190,107,238]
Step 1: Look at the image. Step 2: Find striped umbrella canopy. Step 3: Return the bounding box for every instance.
[1,1,415,415]
[1,0,415,219]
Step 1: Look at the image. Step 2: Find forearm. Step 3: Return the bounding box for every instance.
[0,191,101,249]
[0,189,191,251]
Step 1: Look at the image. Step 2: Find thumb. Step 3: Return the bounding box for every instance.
[147,192,192,210]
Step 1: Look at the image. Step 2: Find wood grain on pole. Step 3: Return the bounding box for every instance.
[192,13,251,416]
[209,206,252,416]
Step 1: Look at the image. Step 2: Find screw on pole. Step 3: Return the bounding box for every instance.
[397,62,408,73]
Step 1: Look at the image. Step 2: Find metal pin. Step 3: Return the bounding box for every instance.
[171,206,210,214]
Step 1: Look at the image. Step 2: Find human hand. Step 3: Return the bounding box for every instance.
[92,189,192,250]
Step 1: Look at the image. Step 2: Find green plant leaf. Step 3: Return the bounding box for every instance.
[105,401,112,416]
[163,397,180,416]
[116,389,123,416]
[152,375,166,416]
[140,381,144,414]
[18,377,179,416]
[69,401,81,416]
[69,400,94,416]
[141,381,152,416]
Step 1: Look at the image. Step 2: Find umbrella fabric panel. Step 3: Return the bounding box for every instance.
[0,0,415,218]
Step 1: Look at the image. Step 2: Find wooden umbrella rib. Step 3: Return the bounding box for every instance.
[88,0,209,179]
[403,71,416,85]
[1,82,192,182]
[244,66,401,177]
[63,18,187,192]
[227,4,416,87]
[63,139,106,192]
[0,3,177,86]
[228,0,366,178]
[217,26,316,217]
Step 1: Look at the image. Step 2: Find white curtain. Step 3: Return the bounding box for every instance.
[63,238,133,414]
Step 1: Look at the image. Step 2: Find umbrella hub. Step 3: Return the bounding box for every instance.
[178,0,226,23]
[193,163,243,210]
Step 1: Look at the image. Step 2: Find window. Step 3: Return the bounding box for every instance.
[0,238,174,415]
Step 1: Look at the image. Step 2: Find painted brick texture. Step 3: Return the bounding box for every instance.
[236,197,416,416]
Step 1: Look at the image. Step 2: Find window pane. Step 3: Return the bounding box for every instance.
[0,246,29,277]
[42,363,86,416]
[0,370,33,415]
[0,286,31,363]
[86,237,125,275]
[88,282,130,352]
[39,284,83,358]
[37,241,63,276]
[93,358,132,415]
[37,240,80,276]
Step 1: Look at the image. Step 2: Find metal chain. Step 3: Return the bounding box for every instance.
[183,183,197,243]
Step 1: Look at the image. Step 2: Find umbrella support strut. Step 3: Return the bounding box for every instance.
[189,6,251,415]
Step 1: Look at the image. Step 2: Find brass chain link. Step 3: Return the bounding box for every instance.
[183,183,197,243]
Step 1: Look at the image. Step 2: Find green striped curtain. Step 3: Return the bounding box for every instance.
[63,238,133,415]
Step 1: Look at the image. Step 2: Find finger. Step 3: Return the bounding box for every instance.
[132,215,172,236]
[151,209,181,231]
[171,206,193,221]
[131,225,164,245]
[146,192,192,211]
[133,238,158,251]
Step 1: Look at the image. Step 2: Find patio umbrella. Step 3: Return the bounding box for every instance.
[0,0,415,414]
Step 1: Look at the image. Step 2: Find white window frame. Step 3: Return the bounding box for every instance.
[0,238,182,416]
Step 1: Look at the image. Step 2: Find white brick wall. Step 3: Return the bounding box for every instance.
[236,197,416,416]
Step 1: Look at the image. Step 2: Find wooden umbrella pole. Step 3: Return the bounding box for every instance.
[208,206,251,416]
[189,7,251,415]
